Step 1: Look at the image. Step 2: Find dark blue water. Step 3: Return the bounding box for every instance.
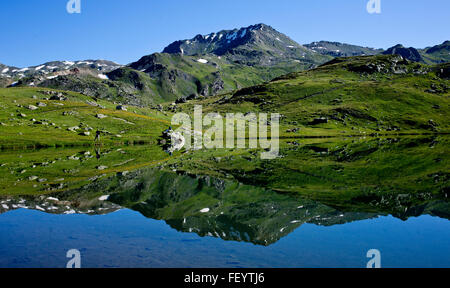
[1,208,449,268]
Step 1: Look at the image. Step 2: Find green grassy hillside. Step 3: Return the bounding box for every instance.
[180,55,449,136]
[0,87,171,148]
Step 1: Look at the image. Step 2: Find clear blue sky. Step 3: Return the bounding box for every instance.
[1,0,449,67]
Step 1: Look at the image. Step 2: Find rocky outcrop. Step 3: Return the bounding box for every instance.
[383,44,424,62]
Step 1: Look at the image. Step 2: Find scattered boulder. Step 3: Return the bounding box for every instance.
[96,114,108,119]
[67,126,80,132]
[86,100,106,109]
[175,97,187,104]
[49,93,67,101]
[286,128,300,133]
[62,111,79,116]
[116,105,127,111]
[309,117,328,125]
[27,105,38,111]
[33,121,48,125]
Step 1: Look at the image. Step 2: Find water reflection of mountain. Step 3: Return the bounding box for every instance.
[2,166,448,246]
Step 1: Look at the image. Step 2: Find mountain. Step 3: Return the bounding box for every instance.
[162,23,329,66]
[425,40,450,54]
[1,60,122,79]
[421,40,450,64]
[383,44,424,62]
[304,41,384,57]
[0,63,18,74]
[0,63,17,87]
[380,42,450,64]
[6,25,448,107]
[2,59,124,92]
[11,24,331,106]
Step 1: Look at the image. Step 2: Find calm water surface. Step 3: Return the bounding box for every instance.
[0,137,448,267]
[0,208,449,268]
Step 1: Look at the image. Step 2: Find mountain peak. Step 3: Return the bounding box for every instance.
[162,23,276,55]
[161,24,328,66]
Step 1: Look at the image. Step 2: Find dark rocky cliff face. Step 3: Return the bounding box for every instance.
[383,44,424,62]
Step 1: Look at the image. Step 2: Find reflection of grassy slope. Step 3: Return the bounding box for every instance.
[0,137,448,244]
[0,87,171,148]
[0,146,170,196]
[61,167,376,246]
[166,136,449,214]
[10,163,446,245]
[179,55,449,135]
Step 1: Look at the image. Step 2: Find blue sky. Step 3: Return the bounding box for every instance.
[1,0,449,67]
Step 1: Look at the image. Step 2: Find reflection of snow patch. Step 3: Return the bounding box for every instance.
[35,206,45,212]
[226,32,238,41]
[99,195,110,201]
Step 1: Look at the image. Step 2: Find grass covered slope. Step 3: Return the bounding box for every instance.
[0,87,171,148]
[183,55,449,136]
